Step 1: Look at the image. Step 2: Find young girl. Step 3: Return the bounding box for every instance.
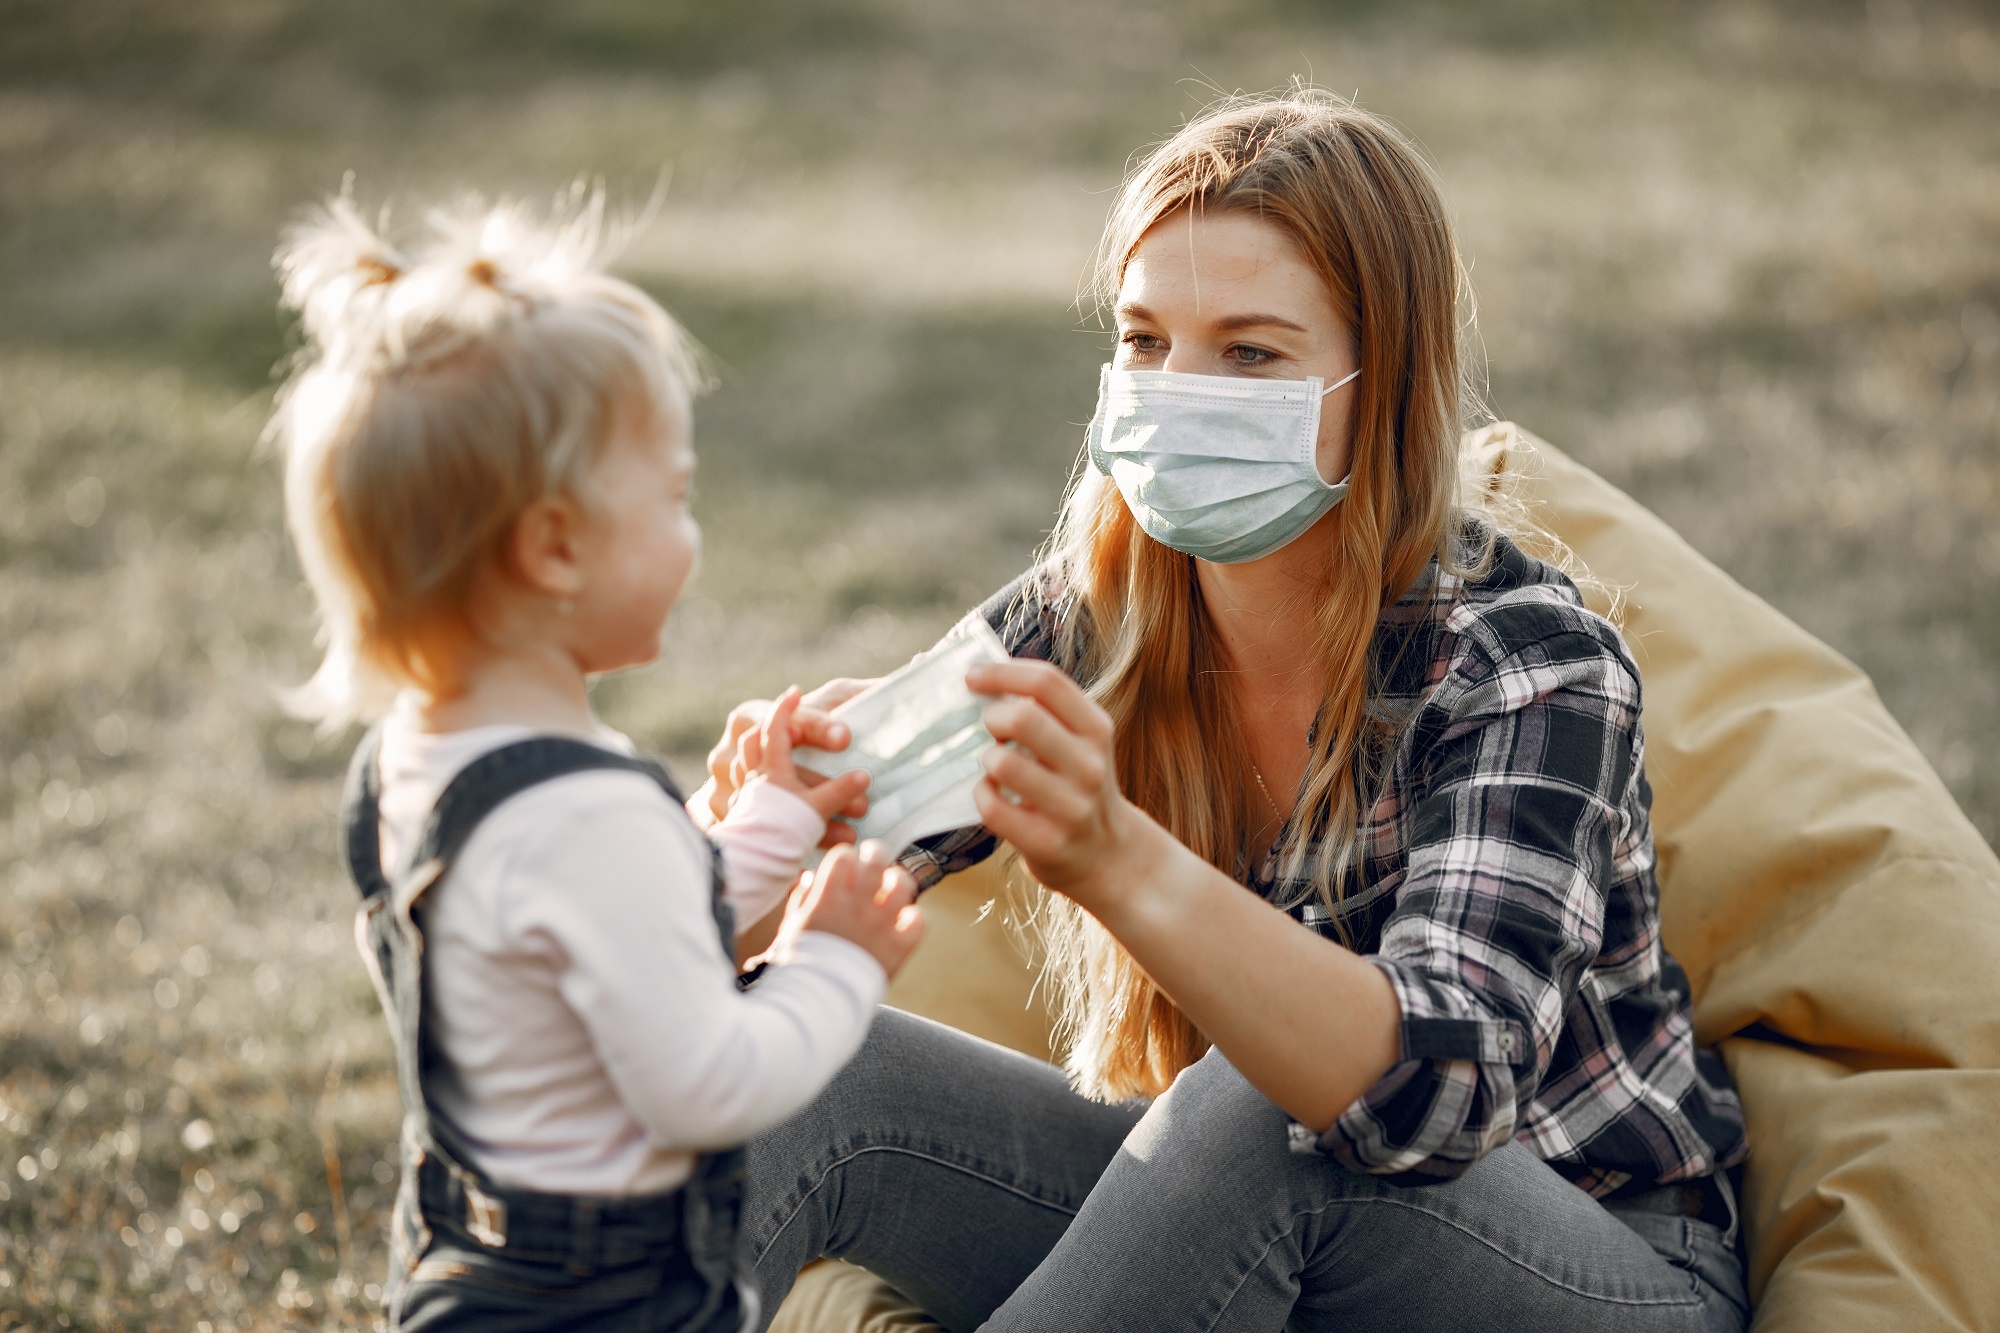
[269,191,924,1331]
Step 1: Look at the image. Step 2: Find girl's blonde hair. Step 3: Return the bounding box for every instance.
[1039,89,1483,1100]
[269,185,703,725]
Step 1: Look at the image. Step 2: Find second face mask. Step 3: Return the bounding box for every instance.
[793,616,1013,856]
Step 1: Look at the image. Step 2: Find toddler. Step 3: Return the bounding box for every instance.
[269,190,923,1330]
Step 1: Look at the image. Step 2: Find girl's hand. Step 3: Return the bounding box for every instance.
[967,660,1167,912]
[777,841,925,980]
[702,677,875,834]
[741,687,871,826]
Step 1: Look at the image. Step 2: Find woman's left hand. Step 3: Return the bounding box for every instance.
[967,660,1165,910]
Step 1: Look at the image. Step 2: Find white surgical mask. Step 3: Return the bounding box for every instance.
[793,616,1012,856]
[1085,363,1360,564]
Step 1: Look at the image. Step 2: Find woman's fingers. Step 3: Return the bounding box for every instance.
[965,660,1113,747]
[973,778,1067,859]
[979,694,1109,791]
[979,742,1094,823]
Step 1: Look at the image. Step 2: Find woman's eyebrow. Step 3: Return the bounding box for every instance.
[1212,312,1310,334]
[1115,302,1309,336]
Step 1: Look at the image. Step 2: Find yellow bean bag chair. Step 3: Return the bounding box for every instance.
[770,427,2000,1333]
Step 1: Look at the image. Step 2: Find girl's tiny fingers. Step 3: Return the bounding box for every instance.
[879,870,917,910]
[789,708,850,753]
[815,844,856,895]
[804,769,869,820]
[761,689,802,761]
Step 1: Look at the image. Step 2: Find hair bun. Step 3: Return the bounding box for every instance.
[274,191,410,354]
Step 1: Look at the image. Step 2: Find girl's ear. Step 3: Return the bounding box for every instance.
[506,495,588,599]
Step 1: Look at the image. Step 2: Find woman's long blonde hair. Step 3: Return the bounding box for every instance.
[1036,90,1480,1100]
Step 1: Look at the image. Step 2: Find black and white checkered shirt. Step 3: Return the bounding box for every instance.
[910,529,1748,1197]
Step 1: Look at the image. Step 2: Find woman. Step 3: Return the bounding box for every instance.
[707,90,1749,1332]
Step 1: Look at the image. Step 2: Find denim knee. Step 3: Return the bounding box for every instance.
[1120,1048,1369,1218]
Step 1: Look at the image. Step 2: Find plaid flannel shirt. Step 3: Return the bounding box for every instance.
[908,529,1747,1196]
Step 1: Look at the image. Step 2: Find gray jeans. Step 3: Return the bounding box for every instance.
[745,1009,1749,1333]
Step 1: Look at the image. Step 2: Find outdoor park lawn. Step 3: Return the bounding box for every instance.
[1,1,1996,1325]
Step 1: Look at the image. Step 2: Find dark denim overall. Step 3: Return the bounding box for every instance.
[342,729,755,1332]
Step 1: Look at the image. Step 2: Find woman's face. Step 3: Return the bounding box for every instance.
[1115,208,1359,486]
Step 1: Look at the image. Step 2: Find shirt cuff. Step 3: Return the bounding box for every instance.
[1367,955,1532,1066]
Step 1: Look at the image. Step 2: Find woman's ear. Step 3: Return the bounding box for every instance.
[505,495,588,600]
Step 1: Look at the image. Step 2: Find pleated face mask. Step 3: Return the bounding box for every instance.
[792,616,1012,856]
[1085,363,1360,564]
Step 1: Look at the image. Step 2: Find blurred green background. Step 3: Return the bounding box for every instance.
[2,0,1997,1325]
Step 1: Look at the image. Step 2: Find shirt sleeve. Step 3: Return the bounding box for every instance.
[710,779,824,928]
[501,777,885,1152]
[1317,625,1640,1183]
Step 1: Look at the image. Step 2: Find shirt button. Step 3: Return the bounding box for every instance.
[1497,1032,1516,1053]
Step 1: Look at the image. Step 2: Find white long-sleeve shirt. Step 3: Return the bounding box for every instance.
[374,706,884,1195]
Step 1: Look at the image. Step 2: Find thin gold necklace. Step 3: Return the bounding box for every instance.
[1248,759,1286,822]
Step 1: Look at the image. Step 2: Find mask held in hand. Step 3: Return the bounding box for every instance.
[793,616,1013,856]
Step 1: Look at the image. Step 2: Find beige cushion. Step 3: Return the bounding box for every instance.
[770,428,2000,1333]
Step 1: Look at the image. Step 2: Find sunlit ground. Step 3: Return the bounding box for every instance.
[2,1,1996,1325]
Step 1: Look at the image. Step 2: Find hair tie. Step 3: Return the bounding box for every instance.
[356,257,402,287]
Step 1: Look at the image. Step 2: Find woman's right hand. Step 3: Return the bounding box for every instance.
[701,677,877,830]
[776,841,925,980]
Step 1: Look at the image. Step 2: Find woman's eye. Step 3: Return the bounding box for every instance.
[1119,332,1164,355]
[1226,343,1277,366]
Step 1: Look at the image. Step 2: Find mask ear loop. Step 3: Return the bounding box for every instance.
[1317,367,1362,491]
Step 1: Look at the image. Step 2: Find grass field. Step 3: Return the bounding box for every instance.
[2,0,1997,1325]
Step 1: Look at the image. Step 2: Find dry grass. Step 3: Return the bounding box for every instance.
[1,1,1996,1325]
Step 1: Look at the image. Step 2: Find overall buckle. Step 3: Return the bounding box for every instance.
[464,1180,508,1248]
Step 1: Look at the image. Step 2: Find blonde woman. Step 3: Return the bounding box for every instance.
[712,91,1749,1331]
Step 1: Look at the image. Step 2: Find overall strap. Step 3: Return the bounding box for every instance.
[341,725,392,903]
